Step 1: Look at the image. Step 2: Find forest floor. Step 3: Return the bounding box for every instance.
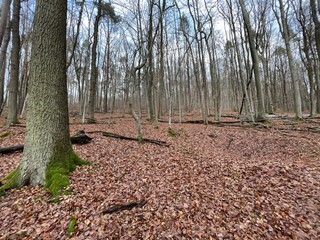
[0,112,319,239]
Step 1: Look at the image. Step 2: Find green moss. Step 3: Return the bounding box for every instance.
[0,132,9,137]
[45,149,88,196]
[0,167,20,196]
[12,119,20,125]
[63,188,74,195]
[48,196,62,203]
[1,167,18,182]
[168,127,177,137]
[1,138,90,197]
[67,216,77,235]
[138,137,145,144]
[294,116,303,121]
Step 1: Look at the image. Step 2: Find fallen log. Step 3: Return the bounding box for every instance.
[102,131,169,147]
[274,126,320,133]
[0,131,92,154]
[158,119,250,125]
[0,144,24,154]
[102,199,146,214]
[70,130,93,144]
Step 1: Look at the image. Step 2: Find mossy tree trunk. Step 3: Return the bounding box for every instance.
[1,0,86,195]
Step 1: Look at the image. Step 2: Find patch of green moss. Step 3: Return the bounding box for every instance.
[168,127,177,137]
[294,116,303,121]
[13,119,20,125]
[63,188,74,195]
[67,216,77,235]
[138,137,145,144]
[45,149,88,196]
[1,167,18,182]
[0,132,9,137]
[48,196,62,203]
[0,167,20,196]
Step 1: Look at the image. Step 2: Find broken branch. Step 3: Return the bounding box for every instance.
[102,199,147,214]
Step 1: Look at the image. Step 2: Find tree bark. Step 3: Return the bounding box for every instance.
[311,0,320,61]
[6,0,21,125]
[146,0,155,121]
[275,0,303,118]
[0,0,86,195]
[239,0,266,121]
[88,0,102,123]
[0,0,11,47]
[0,17,11,113]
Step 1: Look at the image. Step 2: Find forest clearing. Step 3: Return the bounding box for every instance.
[0,113,319,239]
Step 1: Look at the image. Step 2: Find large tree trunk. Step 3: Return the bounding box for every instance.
[1,0,86,195]
[6,0,21,125]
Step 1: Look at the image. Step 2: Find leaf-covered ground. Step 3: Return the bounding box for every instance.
[0,113,319,239]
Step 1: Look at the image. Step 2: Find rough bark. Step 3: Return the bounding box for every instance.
[0,0,86,195]
[6,0,21,125]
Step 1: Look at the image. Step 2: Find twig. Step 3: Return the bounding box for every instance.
[102,199,147,214]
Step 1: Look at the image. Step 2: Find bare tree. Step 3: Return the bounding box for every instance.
[239,0,266,120]
[0,0,11,47]
[273,0,303,118]
[7,0,21,125]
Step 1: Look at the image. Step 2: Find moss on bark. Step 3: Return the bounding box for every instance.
[0,167,20,196]
[45,147,88,196]
[0,149,89,197]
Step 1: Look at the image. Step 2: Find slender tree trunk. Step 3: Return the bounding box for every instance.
[311,0,320,61]
[276,0,302,118]
[0,0,11,47]
[0,18,11,114]
[239,0,266,120]
[88,0,102,123]
[66,0,85,70]
[146,0,154,121]
[104,24,111,113]
[7,0,21,125]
